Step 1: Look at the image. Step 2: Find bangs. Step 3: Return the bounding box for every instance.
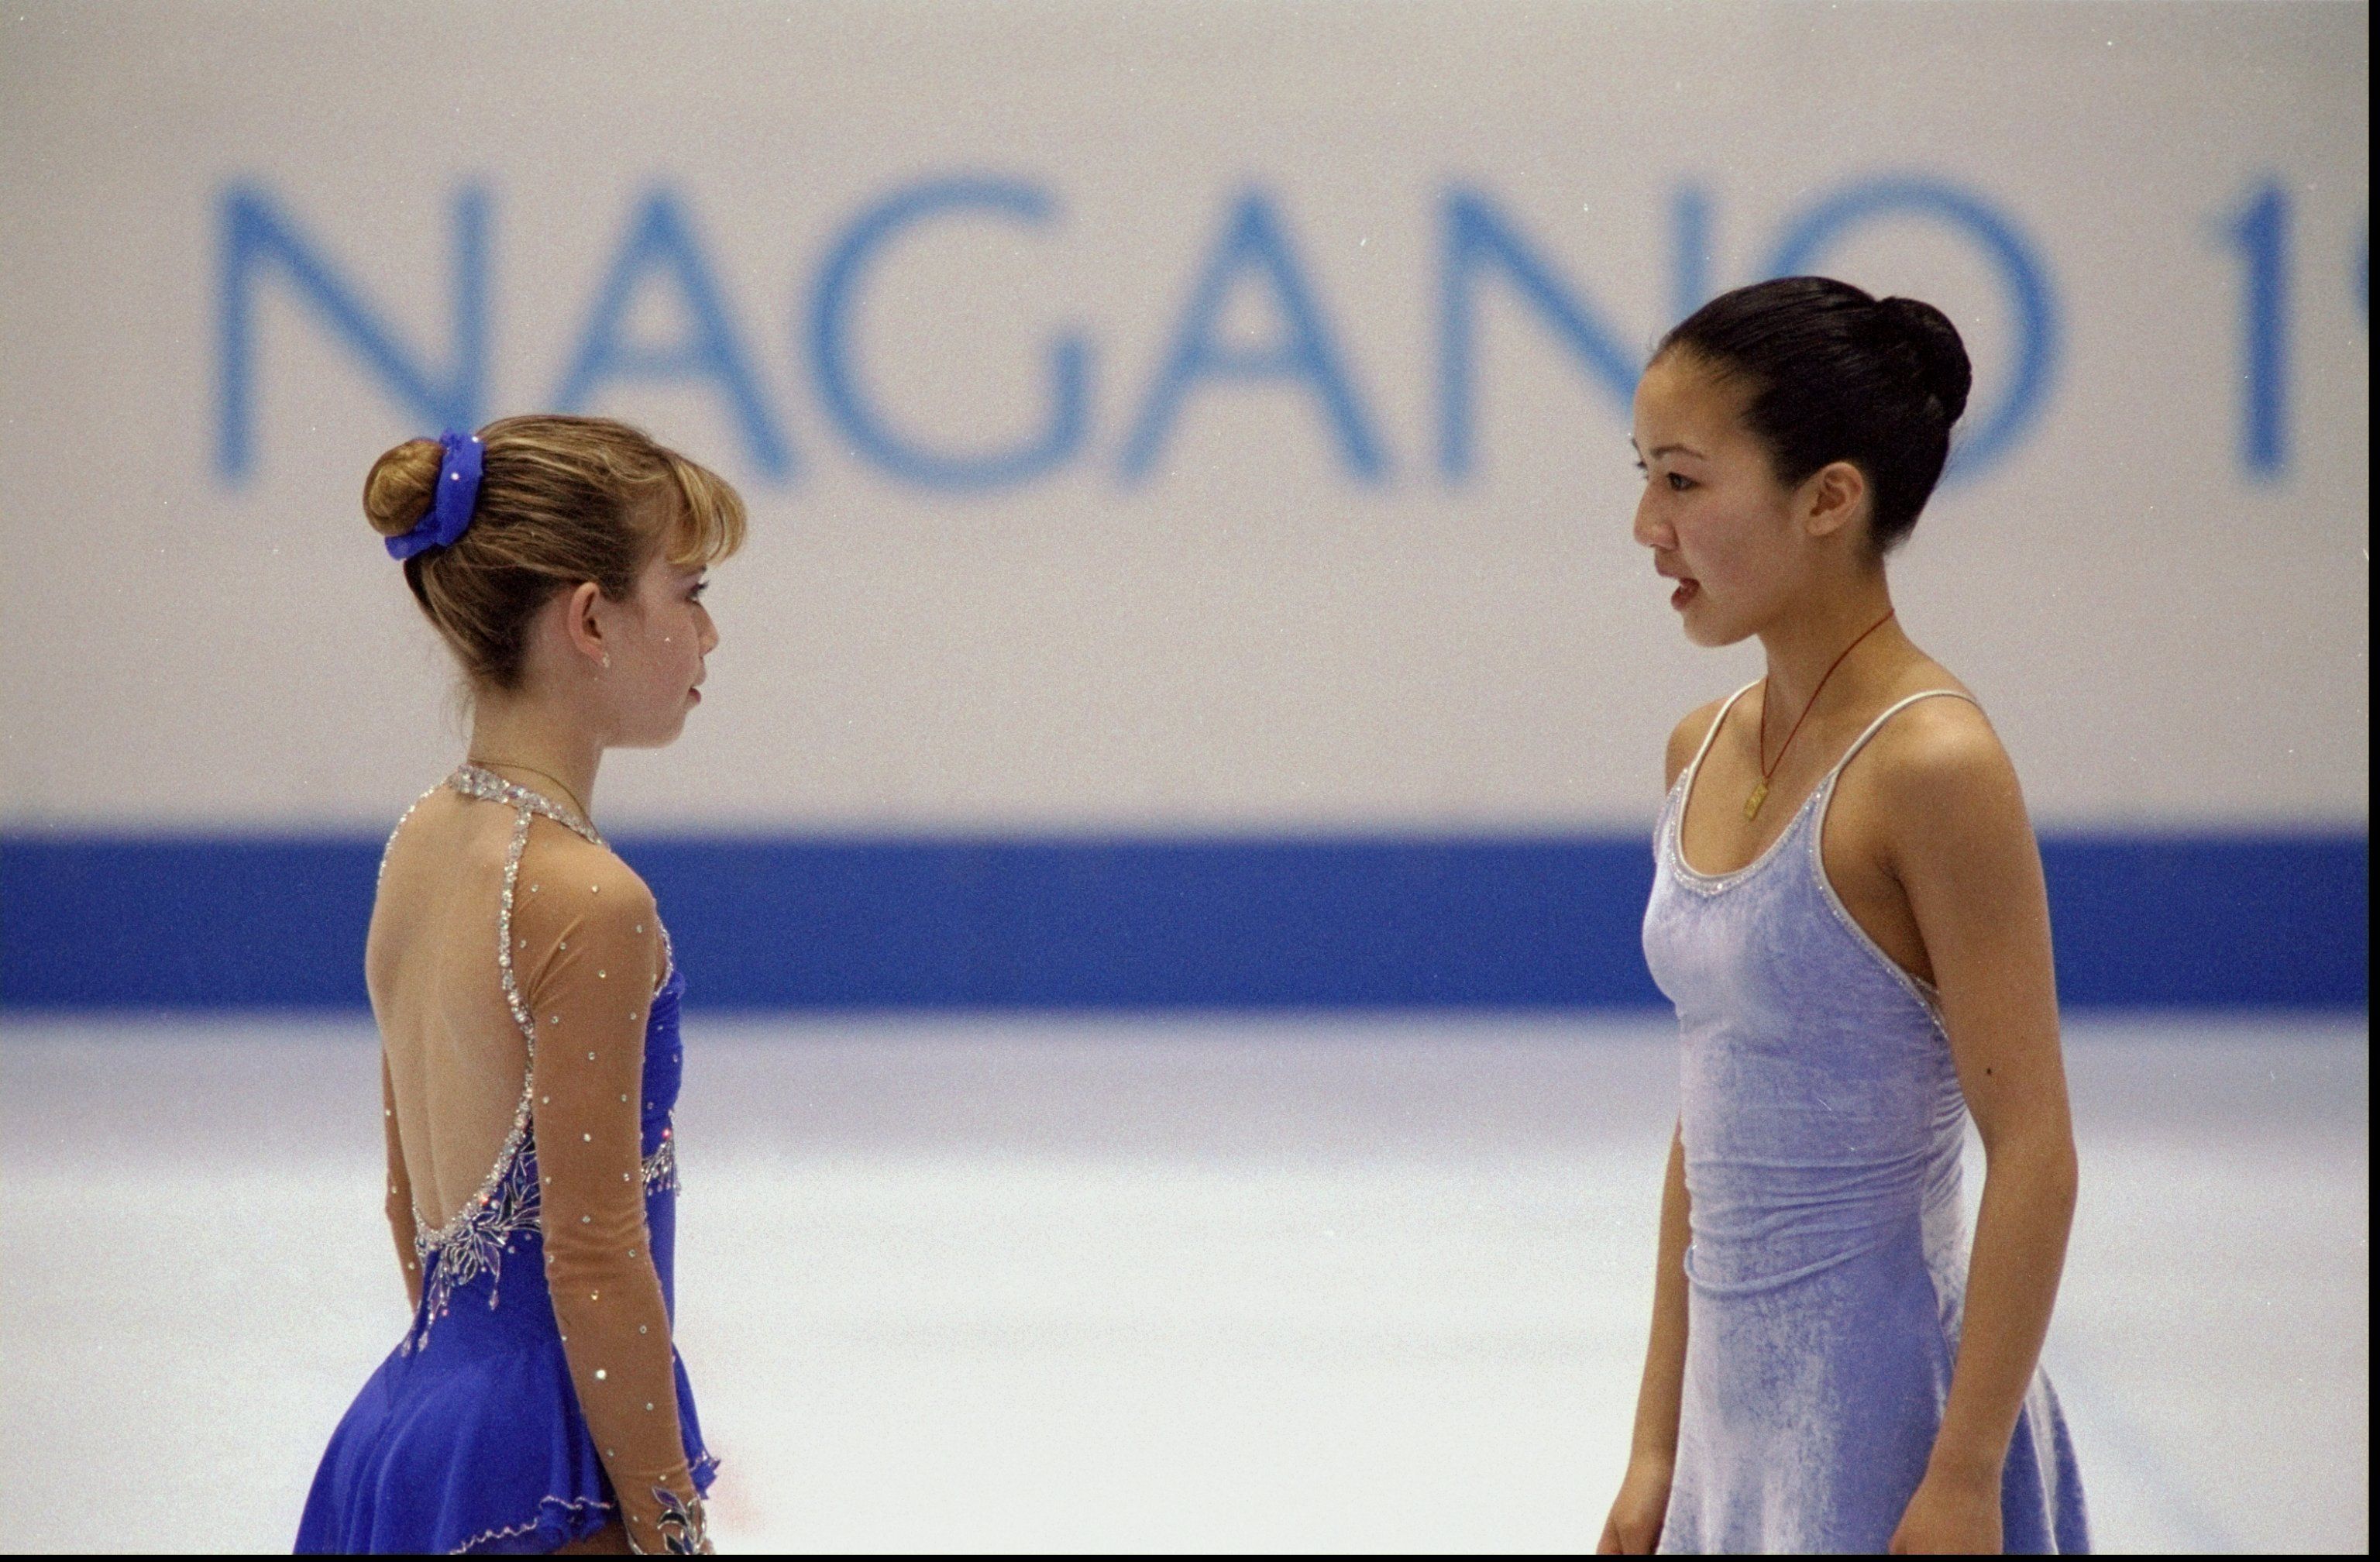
[658,452,747,569]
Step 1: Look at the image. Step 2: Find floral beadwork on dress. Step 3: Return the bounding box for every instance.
[408,1134,682,1352]
[409,1143,542,1347]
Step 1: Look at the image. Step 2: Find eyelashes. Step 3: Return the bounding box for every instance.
[1632,461,1696,492]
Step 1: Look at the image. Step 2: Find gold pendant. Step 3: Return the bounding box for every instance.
[1743,779,1770,821]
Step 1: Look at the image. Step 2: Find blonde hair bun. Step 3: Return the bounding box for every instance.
[363,438,447,538]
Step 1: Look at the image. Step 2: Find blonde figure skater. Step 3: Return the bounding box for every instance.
[1601,279,2088,1553]
[298,417,741,1554]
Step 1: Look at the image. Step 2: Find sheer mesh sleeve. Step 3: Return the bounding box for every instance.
[514,830,707,1552]
[380,1053,422,1313]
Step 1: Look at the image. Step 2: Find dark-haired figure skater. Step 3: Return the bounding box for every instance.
[1599,279,2088,1554]
[298,417,742,1554]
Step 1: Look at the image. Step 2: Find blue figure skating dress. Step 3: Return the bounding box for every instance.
[1641,688,2089,1553]
[298,766,717,1553]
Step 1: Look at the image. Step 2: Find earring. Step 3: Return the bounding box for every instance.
[600,655,611,669]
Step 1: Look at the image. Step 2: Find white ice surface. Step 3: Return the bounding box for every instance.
[0,1015,2366,1553]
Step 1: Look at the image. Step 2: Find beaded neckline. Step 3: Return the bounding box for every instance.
[447,764,675,981]
[1662,685,1982,896]
[449,762,605,848]
[1663,769,1825,896]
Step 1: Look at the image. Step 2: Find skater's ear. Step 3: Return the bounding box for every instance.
[1798,459,1869,544]
[559,580,610,673]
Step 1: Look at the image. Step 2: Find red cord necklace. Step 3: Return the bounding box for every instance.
[1745,607,1897,821]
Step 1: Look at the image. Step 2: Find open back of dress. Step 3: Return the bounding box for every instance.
[369,786,532,1235]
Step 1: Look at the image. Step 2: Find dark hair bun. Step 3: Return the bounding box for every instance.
[1876,296,1972,424]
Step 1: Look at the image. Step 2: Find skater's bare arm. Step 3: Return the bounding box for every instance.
[1878,708,2076,1553]
[1635,1123,1693,1462]
[1601,709,1717,1554]
[1600,1123,1693,1553]
[380,1052,422,1313]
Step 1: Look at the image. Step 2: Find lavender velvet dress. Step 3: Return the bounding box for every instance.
[1641,686,2089,1553]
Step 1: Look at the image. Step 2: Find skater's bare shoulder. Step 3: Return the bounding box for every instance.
[1862,693,2030,867]
[1664,695,1732,792]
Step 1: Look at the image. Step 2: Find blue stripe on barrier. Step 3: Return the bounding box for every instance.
[0,831,2365,1011]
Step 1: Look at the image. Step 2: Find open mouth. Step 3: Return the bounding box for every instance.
[1670,578,1701,610]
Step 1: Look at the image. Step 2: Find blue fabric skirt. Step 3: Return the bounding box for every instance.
[295,1228,714,1555]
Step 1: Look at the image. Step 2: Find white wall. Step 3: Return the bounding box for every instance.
[1,1,2367,832]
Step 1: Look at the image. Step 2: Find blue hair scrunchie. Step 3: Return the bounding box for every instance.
[384,431,484,560]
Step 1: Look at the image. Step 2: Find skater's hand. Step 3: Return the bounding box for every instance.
[1889,1466,2002,1553]
[1597,1455,1673,1553]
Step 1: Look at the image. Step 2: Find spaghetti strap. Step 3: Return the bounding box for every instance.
[1820,689,1980,790]
[1684,680,1763,786]
[1670,680,1763,843]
